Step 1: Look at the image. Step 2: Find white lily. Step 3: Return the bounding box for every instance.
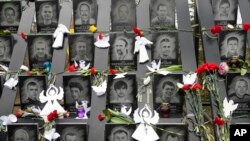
[79,60,90,70]
[223,98,238,118]
[20,65,29,71]
[92,80,107,96]
[94,34,110,48]
[177,73,197,89]
[147,60,171,75]
[121,105,132,116]
[114,72,127,79]
[44,128,60,141]
[4,78,18,89]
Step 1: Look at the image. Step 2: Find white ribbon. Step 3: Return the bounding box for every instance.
[4,78,18,89]
[134,36,153,63]
[44,128,60,141]
[52,24,69,48]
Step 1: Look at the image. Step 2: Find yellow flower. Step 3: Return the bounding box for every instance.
[89,25,97,33]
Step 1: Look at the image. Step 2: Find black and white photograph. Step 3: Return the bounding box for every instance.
[152,32,181,67]
[27,35,53,70]
[212,0,238,25]
[73,0,98,32]
[0,35,13,65]
[110,33,136,68]
[111,0,136,31]
[19,75,46,109]
[0,1,21,33]
[157,125,187,141]
[56,123,88,141]
[63,75,91,112]
[149,0,175,28]
[106,124,135,141]
[7,123,39,141]
[219,31,246,61]
[153,74,184,118]
[227,73,250,117]
[35,0,59,33]
[68,34,94,65]
[107,75,137,113]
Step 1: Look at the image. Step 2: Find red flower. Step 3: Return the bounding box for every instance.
[15,109,24,118]
[90,67,96,75]
[52,110,59,119]
[192,83,202,90]
[98,114,105,121]
[214,116,225,126]
[109,69,116,75]
[243,23,250,32]
[196,63,219,75]
[133,26,142,37]
[68,65,75,72]
[98,33,103,40]
[20,32,26,40]
[207,63,219,71]
[210,25,222,35]
[47,110,59,122]
[181,84,192,90]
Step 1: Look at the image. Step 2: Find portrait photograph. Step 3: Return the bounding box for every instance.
[149,0,176,29]
[157,125,187,141]
[19,75,46,109]
[56,123,88,141]
[219,31,246,61]
[152,31,181,67]
[0,1,21,33]
[105,124,136,141]
[63,75,91,112]
[35,0,59,33]
[68,34,95,66]
[73,0,98,32]
[7,123,39,141]
[110,33,136,68]
[111,0,136,31]
[153,74,184,118]
[27,35,53,70]
[107,74,137,113]
[212,0,238,25]
[0,35,13,65]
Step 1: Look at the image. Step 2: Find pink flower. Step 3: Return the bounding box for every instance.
[218,62,229,76]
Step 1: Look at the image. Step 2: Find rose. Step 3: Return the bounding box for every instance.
[210,25,222,35]
[243,23,250,32]
[98,114,105,121]
[90,67,96,75]
[133,26,142,37]
[68,65,75,72]
[214,116,225,126]
[109,69,116,75]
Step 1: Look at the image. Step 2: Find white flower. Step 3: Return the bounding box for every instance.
[92,80,107,96]
[20,65,29,71]
[177,73,197,88]
[79,60,90,70]
[0,114,17,125]
[114,72,127,79]
[147,60,171,75]
[143,76,151,85]
[0,64,8,72]
[223,98,238,118]
[44,128,60,141]
[121,105,132,116]
[4,78,18,89]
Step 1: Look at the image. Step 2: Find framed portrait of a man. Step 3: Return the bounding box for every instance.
[27,35,53,70]
[227,73,250,117]
[35,0,59,33]
[110,33,136,68]
[107,74,137,114]
[63,75,91,113]
[0,35,13,65]
[212,0,238,25]
[219,31,246,61]
[152,31,181,67]
[7,123,39,141]
[68,34,94,66]
[157,125,187,141]
[73,0,98,32]
[153,74,184,118]
[105,124,135,141]
[19,75,46,109]
[0,1,21,33]
[111,0,136,31]
[149,0,175,29]
[56,123,88,141]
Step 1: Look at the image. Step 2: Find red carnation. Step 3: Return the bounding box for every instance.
[98,33,103,40]
[196,63,219,75]
[133,26,142,37]
[20,32,26,40]
[210,25,222,35]
[90,67,96,75]
[192,83,202,90]
[214,116,225,126]
[181,84,192,90]
[109,69,116,75]
[207,63,219,71]
[98,114,105,121]
[243,23,250,32]
[68,65,75,72]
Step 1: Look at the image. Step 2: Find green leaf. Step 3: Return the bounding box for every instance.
[240,68,247,76]
[110,117,130,124]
